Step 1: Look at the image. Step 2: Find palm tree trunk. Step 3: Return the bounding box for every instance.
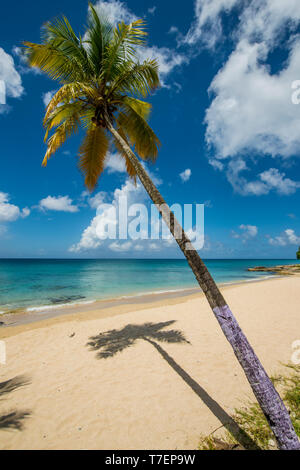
[106,119,300,450]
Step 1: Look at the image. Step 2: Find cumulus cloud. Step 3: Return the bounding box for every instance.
[183,0,241,48]
[206,39,300,160]
[179,168,192,182]
[93,0,137,24]
[226,163,300,196]
[70,178,146,252]
[0,192,30,222]
[109,241,133,252]
[39,196,79,213]
[105,153,126,174]
[232,224,258,241]
[0,48,24,112]
[184,0,300,195]
[269,228,300,246]
[69,169,179,254]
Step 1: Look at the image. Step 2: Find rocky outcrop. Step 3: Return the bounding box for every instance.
[248,264,300,275]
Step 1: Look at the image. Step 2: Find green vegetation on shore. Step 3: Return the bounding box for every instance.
[297,247,300,260]
[198,364,300,450]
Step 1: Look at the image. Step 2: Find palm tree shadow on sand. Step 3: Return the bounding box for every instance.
[87,320,260,450]
[0,375,31,431]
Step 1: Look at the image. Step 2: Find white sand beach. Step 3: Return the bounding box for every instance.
[0,276,299,450]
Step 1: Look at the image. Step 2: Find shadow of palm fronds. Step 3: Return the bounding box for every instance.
[0,411,31,431]
[87,320,189,359]
[87,320,260,449]
[0,375,31,431]
[0,375,31,398]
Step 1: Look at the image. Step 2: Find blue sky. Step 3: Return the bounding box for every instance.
[0,0,300,259]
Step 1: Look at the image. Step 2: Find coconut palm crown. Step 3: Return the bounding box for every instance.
[24,3,160,190]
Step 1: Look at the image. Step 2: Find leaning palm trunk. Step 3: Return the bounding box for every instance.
[107,117,300,450]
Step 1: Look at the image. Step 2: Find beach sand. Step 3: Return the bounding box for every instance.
[0,276,299,450]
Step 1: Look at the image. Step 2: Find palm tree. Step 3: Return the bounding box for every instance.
[24,3,299,449]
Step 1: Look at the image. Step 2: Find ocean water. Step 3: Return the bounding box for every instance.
[0,259,298,314]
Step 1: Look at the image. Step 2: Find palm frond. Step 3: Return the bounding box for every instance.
[23,41,79,81]
[78,126,109,190]
[113,126,137,182]
[85,3,113,75]
[117,99,160,161]
[42,16,92,76]
[44,102,86,141]
[24,17,92,82]
[108,59,159,98]
[44,83,96,124]
[43,116,80,166]
[25,8,161,190]
[103,19,147,83]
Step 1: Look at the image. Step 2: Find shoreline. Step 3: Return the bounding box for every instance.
[0,274,283,336]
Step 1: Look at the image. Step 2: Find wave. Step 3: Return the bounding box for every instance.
[4,273,278,316]
[26,299,96,313]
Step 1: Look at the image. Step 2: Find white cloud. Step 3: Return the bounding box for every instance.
[206,39,300,161]
[39,196,79,213]
[0,192,30,222]
[179,168,191,182]
[0,48,23,112]
[259,168,300,195]
[238,0,300,46]
[69,168,177,254]
[232,224,258,241]
[239,224,258,238]
[183,1,300,194]
[105,152,126,173]
[42,90,56,107]
[88,191,107,209]
[269,229,300,246]
[184,0,300,49]
[226,162,300,196]
[12,46,41,75]
[183,0,240,48]
[209,159,224,171]
[93,0,137,25]
[70,178,146,252]
[109,241,132,252]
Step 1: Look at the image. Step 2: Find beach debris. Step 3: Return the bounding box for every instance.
[69,332,75,338]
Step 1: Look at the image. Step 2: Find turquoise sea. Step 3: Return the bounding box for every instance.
[0,259,298,314]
